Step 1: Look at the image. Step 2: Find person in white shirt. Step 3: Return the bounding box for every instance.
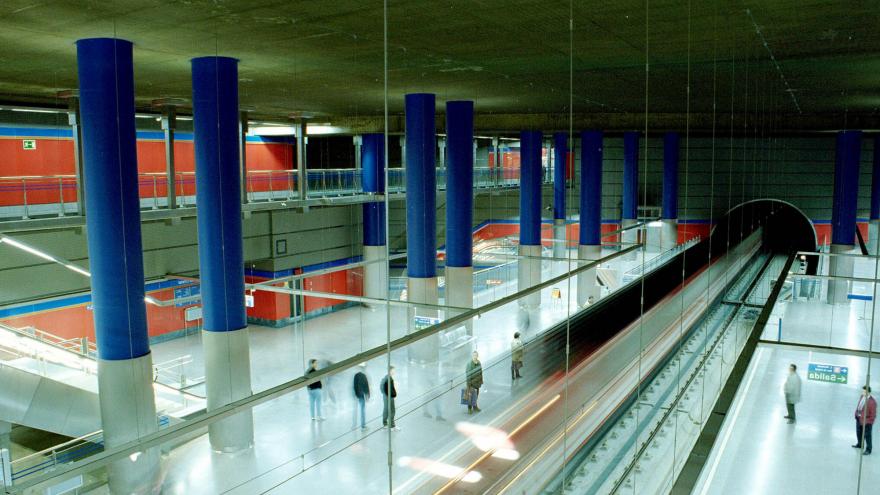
[783,363,802,424]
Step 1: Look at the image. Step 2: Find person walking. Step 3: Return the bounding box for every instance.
[353,363,370,430]
[380,366,399,431]
[511,332,524,380]
[853,385,877,455]
[783,363,802,424]
[306,358,324,421]
[466,351,484,414]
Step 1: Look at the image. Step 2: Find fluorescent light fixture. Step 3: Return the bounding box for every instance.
[250,125,296,136]
[176,116,193,121]
[648,220,663,227]
[0,236,57,262]
[65,264,91,277]
[0,234,92,279]
[306,125,347,135]
[9,107,64,114]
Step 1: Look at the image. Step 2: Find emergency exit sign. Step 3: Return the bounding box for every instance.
[22,139,36,150]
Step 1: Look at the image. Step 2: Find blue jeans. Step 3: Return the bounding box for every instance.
[308,388,323,418]
[356,396,366,428]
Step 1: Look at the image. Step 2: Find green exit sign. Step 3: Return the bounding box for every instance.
[808,363,848,384]
[22,139,36,150]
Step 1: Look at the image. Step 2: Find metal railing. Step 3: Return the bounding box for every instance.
[1,165,548,221]
[0,322,97,359]
[7,416,171,483]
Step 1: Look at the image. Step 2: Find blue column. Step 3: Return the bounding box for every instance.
[580,131,603,246]
[192,56,254,453]
[662,132,679,220]
[520,131,543,246]
[553,132,567,221]
[405,93,437,278]
[622,131,640,221]
[445,101,474,268]
[77,38,148,361]
[77,37,158,492]
[362,133,386,246]
[871,134,880,222]
[192,57,246,333]
[831,130,862,246]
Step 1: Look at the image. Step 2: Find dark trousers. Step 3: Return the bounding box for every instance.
[511,360,523,379]
[382,395,396,428]
[856,421,873,453]
[467,386,480,409]
[786,402,796,420]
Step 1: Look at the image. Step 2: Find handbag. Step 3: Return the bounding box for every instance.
[460,388,470,405]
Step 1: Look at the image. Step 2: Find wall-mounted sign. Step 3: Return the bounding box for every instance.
[808,363,848,384]
[22,139,36,150]
[245,293,255,308]
[184,305,202,322]
[414,315,440,331]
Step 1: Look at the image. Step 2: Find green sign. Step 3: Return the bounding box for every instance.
[807,363,848,384]
[22,139,36,150]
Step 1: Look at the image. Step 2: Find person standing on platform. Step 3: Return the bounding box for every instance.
[853,385,877,455]
[511,332,524,381]
[783,363,802,424]
[466,351,484,414]
[306,359,324,421]
[353,363,370,430]
[380,366,399,431]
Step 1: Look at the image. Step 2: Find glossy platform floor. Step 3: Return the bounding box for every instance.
[693,343,880,495]
[142,246,666,495]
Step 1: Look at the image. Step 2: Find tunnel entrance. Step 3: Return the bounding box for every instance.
[712,199,818,274]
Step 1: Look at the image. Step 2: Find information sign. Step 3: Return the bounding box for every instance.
[807,363,848,384]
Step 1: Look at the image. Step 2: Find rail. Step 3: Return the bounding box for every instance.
[1,165,549,221]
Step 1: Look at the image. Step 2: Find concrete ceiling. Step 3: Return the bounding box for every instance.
[0,0,877,129]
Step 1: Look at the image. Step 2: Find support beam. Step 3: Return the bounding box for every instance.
[662,132,679,250]
[552,132,567,258]
[362,133,387,300]
[621,131,640,248]
[161,106,177,209]
[519,130,543,309]
[870,134,880,255]
[445,101,475,332]
[828,130,862,304]
[65,97,86,216]
[405,93,440,363]
[76,37,158,494]
[579,130,604,305]
[240,112,249,204]
[192,56,254,452]
[296,120,307,199]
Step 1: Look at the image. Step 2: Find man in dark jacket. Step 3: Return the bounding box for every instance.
[854,385,877,455]
[380,366,398,430]
[353,363,370,430]
[466,351,484,414]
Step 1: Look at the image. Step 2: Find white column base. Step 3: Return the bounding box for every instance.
[203,328,254,453]
[661,219,678,251]
[518,244,543,309]
[363,245,388,301]
[577,244,602,306]
[407,276,440,364]
[827,244,854,305]
[0,420,11,453]
[621,218,639,248]
[868,220,880,256]
[446,266,474,335]
[552,219,567,259]
[97,353,160,495]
